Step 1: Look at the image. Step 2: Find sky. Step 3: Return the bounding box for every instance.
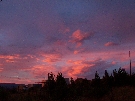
[0,0,135,84]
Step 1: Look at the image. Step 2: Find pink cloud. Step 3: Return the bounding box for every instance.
[64,59,103,78]
[0,54,39,64]
[0,54,21,64]
[54,40,66,46]
[63,57,124,79]
[0,47,134,84]
[112,61,117,65]
[0,54,20,59]
[70,29,94,47]
[31,65,56,74]
[105,42,118,47]
[59,27,70,34]
[0,68,3,72]
[74,50,79,54]
[73,48,85,54]
[42,53,62,63]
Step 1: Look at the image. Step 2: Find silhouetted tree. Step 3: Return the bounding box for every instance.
[54,72,68,100]
[113,68,129,86]
[73,78,90,97]
[34,67,135,100]
[103,70,113,87]
[91,71,100,87]
[70,77,75,85]
[68,77,76,98]
[44,72,56,100]
[105,70,109,78]
[95,71,100,79]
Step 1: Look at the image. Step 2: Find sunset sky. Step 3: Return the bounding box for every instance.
[0,0,135,84]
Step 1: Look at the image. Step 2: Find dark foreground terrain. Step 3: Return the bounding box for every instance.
[1,68,135,101]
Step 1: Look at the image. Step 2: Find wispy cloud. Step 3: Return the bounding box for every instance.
[105,42,118,47]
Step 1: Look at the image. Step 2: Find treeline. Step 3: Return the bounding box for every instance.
[40,67,135,100]
[1,67,135,101]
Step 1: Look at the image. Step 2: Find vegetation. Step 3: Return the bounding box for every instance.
[1,68,135,101]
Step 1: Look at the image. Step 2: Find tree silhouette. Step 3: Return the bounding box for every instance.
[103,70,114,87]
[53,72,68,100]
[91,71,100,87]
[113,68,129,86]
[95,71,100,79]
[44,72,56,100]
